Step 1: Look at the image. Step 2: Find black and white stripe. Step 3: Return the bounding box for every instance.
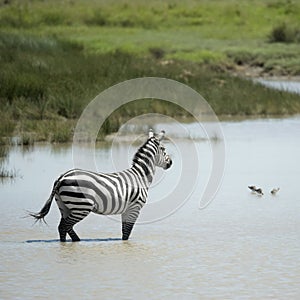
[30,130,172,241]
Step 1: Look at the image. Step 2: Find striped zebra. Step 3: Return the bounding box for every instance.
[30,130,172,241]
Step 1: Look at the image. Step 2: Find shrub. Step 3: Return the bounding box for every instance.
[268,23,300,43]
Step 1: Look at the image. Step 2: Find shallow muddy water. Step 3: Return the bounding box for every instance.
[1,117,300,299]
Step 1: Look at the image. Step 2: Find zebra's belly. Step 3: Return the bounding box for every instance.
[92,196,128,215]
[92,208,125,215]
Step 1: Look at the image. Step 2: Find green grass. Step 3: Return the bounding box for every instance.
[1,0,299,34]
[1,0,299,74]
[1,31,300,144]
[269,22,300,43]
[0,0,300,144]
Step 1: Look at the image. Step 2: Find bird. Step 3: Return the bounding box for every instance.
[255,188,264,196]
[248,185,264,195]
[248,185,256,193]
[270,188,280,195]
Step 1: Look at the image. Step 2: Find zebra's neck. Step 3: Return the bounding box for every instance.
[131,138,158,187]
[131,158,155,187]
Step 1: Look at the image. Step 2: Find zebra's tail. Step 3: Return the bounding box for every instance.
[29,176,62,223]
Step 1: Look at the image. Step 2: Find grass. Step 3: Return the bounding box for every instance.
[1,0,299,73]
[0,143,17,180]
[1,0,299,34]
[269,22,300,43]
[0,0,300,144]
[0,31,300,144]
[0,165,17,180]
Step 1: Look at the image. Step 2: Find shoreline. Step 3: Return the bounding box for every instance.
[226,64,300,82]
[5,113,300,146]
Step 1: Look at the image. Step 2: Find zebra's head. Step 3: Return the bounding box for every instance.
[132,129,172,180]
[148,129,172,170]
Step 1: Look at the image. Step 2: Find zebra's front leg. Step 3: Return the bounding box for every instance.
[122,222,135,240]
[121,208,140,240]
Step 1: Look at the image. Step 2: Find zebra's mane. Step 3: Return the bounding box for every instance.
[132,137,159,168]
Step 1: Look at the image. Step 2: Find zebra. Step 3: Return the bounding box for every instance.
[30,129,172,242]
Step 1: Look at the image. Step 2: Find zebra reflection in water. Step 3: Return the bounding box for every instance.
[30,130,172,241]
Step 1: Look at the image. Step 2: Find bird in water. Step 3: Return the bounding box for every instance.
[248,185,257,192]
[270,188,280,195]
[255,188,264,196]
[248,185,264,195]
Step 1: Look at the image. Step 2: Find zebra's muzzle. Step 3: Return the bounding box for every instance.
[164,158,172,170]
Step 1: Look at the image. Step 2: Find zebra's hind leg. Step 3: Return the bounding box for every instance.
[64,210,92,242]
[58,215,85,242]
[63,215,82,242]
[58,216,81,242]
[58,218,68,242]
[58,217,80,241]
[56,194,94,242]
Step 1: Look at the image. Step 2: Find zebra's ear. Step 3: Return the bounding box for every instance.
[149,128,154,138]
[158,130,165,141]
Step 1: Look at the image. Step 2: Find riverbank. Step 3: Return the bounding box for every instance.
[1,0,300,146]
[1,34,300,146]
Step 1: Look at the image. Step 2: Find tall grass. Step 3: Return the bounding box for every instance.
[0,166,17,181]
[0,111,15,145]
[1,29,300,143]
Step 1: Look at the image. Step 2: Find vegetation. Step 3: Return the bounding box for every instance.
[0,165,17,180]
[268,22,300,43]
[0,0,300,146]
[0,143,15,180]
[1,0,299,72]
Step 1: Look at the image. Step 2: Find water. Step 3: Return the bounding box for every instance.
[257,79,300,94]
[1,117,300,299]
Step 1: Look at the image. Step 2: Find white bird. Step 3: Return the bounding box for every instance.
[271,188,280,195]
